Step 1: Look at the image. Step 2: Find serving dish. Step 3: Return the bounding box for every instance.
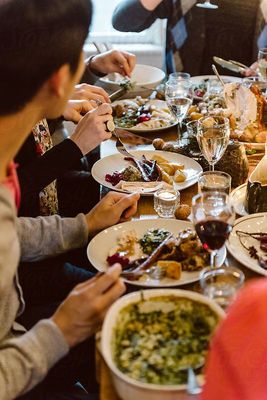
[100,64,165,94]
[101,288,225,400]
[87,218,226,287]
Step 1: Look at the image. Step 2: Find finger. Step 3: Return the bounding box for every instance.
[91,264,123,295]
[123,52,136,75]
[98,278,126,310]
[122,202,138,219]
[96,103,113,116]
[114,52,131,77]
[74,264,122,292]
[85,86,110,103]
[86,92,107,104]
[80,100,96,113]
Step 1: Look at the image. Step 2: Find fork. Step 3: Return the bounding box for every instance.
[106,120,138,159]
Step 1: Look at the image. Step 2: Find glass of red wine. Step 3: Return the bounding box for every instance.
[192,191,235,269]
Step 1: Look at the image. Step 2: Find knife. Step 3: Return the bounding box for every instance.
[213,56,247,74]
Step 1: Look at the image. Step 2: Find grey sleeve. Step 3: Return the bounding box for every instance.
[0,320,69,400]
[112,0,167,32]
[16,213,89,262]
[81,56,100,84]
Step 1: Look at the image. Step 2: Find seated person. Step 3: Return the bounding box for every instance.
[202,278,267,400]
[0,0,139,398]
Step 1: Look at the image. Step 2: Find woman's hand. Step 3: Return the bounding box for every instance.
[88,50,136,77]
[69,103,113,155]
[52,264,125,348]
[63,99,96,123]
[86,191,140,236]
[71,83,110,103]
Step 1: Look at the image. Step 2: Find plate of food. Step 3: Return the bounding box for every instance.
[112,98,176,132]
[227,213,267,275]
[101,289,225,400]
[229,183,248,217]
[92,150,203,194]
[87,218,226,287]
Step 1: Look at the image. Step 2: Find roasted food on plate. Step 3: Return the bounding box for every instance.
[106,228,209,282]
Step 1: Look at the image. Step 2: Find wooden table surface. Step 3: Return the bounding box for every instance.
[98,127,261,400]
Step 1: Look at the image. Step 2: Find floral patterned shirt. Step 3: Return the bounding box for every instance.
[32,120,59,216]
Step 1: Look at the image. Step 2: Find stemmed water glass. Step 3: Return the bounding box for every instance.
[258,48,267,83]
[192,191,235,269]
[165,79,193,145]
[196,0,218,9]
[197,116,230,171]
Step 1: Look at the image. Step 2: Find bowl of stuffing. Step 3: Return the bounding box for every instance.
[101,289,225,400]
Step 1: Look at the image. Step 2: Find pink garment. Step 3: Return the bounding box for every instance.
[202,278,267,400]
[1,162,21,209]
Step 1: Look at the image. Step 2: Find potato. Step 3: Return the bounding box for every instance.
[174,204,191,220]
[159,162,176,175]
[157,165,173,184]
[169,162,184,171]
[190,112,203,121]
[157,261,181,280]
[152,138,165,150]
[239,127,255,143]
[188,105,198,114]
[151,154,168,163]
[173,170,186,183]
[255,130,267,143]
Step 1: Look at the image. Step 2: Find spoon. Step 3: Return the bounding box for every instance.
[212,64,225,88]
[187,367,202,395]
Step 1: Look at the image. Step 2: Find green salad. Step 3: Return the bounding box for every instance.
[113,296,219,385]
[139,228,170,255]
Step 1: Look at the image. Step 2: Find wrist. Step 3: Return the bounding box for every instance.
[87,55,106,77]
[140,0,162,10]
[51,315,77,348]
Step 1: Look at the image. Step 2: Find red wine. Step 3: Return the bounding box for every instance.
[195,219,232,250]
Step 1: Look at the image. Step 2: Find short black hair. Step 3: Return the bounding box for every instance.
[0,0,92,115]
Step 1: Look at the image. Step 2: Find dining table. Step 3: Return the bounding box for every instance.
[95,121,262,400]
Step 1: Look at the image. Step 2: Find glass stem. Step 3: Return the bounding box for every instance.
[177,121,181,145]
[210,251,217,269]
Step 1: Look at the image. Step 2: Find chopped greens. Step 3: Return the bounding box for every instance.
[113,296,219,385]
[139,228,170,255]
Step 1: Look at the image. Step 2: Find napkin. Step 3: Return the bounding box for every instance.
[202,278,267,400]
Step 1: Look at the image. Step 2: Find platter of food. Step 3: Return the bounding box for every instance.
[227,213,267,276]
[101,289,225,400]
[112,98,176,132]
[91,150,202,194]
[87,218,226,287]
[187,77,267,149]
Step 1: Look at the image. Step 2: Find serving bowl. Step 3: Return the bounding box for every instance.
[101,288,225,400]
[100,64,165,95]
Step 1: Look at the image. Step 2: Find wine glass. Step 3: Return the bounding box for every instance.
[196,0,218,9]
[258,48,267,83]
[197,116,230,171]
[192,191,235,269]
[165,80,193,145]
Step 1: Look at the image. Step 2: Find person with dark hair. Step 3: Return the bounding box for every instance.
[0,1,140,399]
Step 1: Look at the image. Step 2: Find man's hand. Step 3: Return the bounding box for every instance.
[69,103,113,155]
[86,191,140,236]
[52,264,125,348]
[63,100,96,124]
[243,61,258,77]
[72,83,110,103]
[88,50,136,77]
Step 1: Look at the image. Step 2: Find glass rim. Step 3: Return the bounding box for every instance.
[198,116,230,128]
[192,190,230,206]
[165,79,192,88]
[199,266,245,288]
[199,170,232,180]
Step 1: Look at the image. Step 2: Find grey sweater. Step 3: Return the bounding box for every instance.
[0,184,89,400]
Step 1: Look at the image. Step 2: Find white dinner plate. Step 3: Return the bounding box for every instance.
[229,183,248,217]
[227,213,267,276]
[87,219,226,287]
[113,99,177,133]
[92,150,203,194]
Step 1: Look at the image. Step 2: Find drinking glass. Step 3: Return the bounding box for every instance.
[165,80,193,145]
[258,48,267,83]
[154,188,180,218]
[197,116,230,171]
[200,266,244,308]
[192,191,235,269]
[196,0,218,9]
[169,72,191,82]
[198,171,232,195]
